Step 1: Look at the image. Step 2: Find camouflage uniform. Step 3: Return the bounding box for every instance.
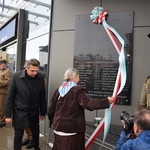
[137,76,150,110]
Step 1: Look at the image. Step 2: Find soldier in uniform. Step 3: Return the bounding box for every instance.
[137,76,150,110]
[0,59,12,127]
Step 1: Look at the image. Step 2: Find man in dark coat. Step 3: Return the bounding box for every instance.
[5,58,47,150]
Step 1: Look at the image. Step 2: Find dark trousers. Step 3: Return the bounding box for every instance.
[14,126,39,150]
[14,128,24,150]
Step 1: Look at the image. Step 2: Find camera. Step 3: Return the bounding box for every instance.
[120,111,134,139]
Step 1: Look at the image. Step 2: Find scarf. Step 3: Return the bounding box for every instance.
[58,81,77,97]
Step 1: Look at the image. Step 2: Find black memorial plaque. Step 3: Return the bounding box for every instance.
[74,11,133,105]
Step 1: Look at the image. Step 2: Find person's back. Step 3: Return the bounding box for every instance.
[120,130,150,150]
[48,68,115,150]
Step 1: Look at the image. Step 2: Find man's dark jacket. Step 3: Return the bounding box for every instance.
[5,69,47,129]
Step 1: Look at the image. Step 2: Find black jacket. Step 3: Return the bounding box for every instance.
[5,69,47,129]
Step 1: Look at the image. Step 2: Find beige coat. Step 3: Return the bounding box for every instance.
[0,68,12,124]
[0,69,12,94]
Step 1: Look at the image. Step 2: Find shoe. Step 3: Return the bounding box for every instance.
[0,123,5,127]
[26,140,33,149]
[22,138,30,145]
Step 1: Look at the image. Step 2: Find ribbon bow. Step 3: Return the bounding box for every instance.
[90,7,108,24]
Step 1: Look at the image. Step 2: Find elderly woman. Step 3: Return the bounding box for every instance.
[48,68,115,150]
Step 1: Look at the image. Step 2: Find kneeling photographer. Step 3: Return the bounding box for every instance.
[115,108,150,150]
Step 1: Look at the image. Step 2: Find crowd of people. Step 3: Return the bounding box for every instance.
[0,58,150,150]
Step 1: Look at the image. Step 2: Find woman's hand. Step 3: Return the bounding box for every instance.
[107,96,117,104]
